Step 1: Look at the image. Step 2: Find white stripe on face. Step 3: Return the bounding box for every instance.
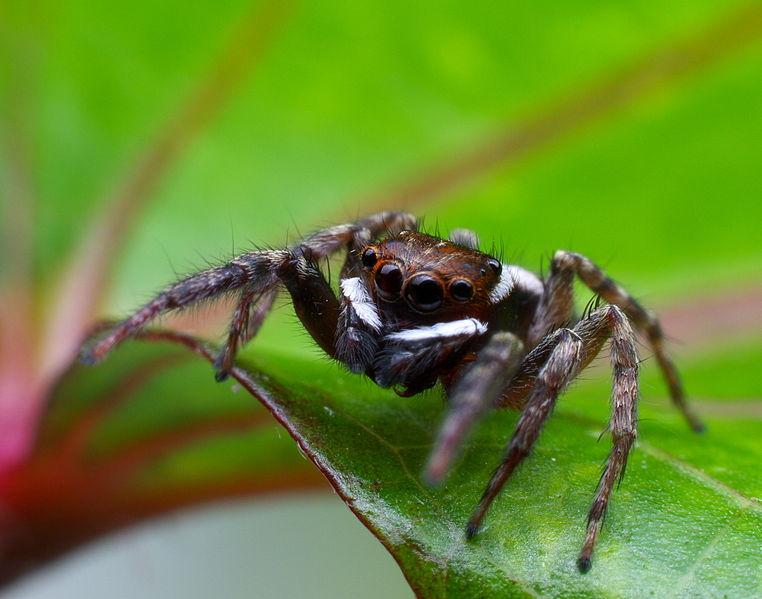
[386,318,488,344]
[341,277,382,332]
[489,265,544,303]
[489,268,515,303]
[506,266,544,296]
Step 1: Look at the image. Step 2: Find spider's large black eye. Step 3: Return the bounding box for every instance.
[450,279,474,302]
[361,248,377,269]
[405,274,444,312]
[375,262,404,299]
[487,259,502,276]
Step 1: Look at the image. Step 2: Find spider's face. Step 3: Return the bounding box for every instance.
[358,231,503,322]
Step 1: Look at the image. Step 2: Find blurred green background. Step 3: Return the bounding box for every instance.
[2,0,761,597]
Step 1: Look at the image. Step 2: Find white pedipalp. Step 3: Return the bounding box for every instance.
[489,268,516,303]
[489,264,545,303]
[507,265,544,295]
[340,277,382,332]
[386,318,488,344]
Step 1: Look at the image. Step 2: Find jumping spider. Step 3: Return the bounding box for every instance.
[82,211,703,572]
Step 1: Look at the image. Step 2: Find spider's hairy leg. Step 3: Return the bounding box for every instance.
[495,331,564,409]
[425,331,523,485]
[465,327,583,540]
[467,305,639,573]
[535,250,703,432]
[214,287,278,381]
[576,305,639,572]
[81,253,286,364]
[82,212,414,369]
[281,256,341,358]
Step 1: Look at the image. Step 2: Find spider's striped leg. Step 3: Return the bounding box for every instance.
[214,287,278,381]
[83,212,414,369]
[425,331,524,484]
[81,251,288,364]
[465,327,583,538]
[467,305,639,575]
[531,250,703,432]
[576,305,639,572]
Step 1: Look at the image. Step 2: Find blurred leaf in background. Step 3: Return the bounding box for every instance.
[0,0,761,597]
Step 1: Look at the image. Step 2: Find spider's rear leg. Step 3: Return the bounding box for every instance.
[468,305,639,574]
[425,331,524,484]
[531,250,703,432]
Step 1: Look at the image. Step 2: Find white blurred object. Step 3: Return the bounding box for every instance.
[2,494,414,599]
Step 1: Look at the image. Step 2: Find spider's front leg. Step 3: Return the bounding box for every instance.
[467,305,639,573]
[425,331,524,484]
[81,253,286,365]
[529,250,703,432]
[82,212,417,375]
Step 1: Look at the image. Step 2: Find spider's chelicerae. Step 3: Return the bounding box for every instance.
[83,211,703,572]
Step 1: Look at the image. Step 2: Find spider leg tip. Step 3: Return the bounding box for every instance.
[78,343,103,366]
[690,420,706,434]
[422,469,444,488]
[423,456,449,487]
[464,520,480,540]
[577,555,591,574]
[214,370,230,383]
[78,351,97,366]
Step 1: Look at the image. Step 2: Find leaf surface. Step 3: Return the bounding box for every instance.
[105,333,761,599]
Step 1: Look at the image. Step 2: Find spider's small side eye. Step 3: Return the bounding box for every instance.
[405,274,444,312]
[375,262,404,299]
[487,259,502,275]
[361,248,378,268]
[450,279,474,302]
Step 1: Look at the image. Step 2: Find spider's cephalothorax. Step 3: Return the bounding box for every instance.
[82,211,703,573]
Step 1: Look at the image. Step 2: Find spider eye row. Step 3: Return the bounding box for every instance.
[361,247,475,311]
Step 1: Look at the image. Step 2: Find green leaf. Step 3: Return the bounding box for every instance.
[123,332,761,599]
